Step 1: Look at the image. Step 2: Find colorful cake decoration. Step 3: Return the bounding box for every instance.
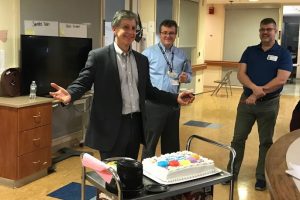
[187,156,197,163]
[169,160,180,167]
[157,160,168,167]
[179,160,191,166]
[142,151,217,184]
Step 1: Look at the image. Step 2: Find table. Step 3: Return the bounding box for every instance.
[265,130,300,200]
[85,170,232,200]
[81,135,236,200]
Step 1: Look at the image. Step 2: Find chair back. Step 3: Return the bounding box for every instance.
[221,70,233,83]
[211,70,233,97]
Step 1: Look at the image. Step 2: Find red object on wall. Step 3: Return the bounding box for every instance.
[209,6,214,14]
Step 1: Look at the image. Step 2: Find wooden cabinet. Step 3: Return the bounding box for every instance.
[0,97,53,187]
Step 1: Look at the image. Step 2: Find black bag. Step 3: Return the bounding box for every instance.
[0,68,21,97]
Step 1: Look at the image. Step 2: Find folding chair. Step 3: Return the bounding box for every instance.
[211,70,233,97]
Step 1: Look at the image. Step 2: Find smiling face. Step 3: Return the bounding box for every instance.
[159,25,177,49]
[113,18,137,52]
[259,22,277,45]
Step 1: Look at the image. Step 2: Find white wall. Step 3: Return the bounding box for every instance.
[222,7,280,85]
[177,0,198,48]
[0,0,20,69]
[223,7,279,61]
[196,0,206,64]
[202,4,225,86]
[139,0,156,49]
[205,4,225,61]
[20,0,101,48]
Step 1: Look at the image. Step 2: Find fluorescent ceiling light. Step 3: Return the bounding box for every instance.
[283,6,300,15]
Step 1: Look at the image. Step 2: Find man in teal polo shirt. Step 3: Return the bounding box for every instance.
[225,18,292,191]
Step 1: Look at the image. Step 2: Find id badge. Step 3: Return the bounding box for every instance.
[267,55,278,61]
[167,71,178,79]
[171,79,179,85]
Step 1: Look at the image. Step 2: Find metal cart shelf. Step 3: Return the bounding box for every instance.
[81,135,236,200]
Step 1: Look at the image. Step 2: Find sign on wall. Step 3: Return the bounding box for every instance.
[24,20,58,36]
[59,23,87,38]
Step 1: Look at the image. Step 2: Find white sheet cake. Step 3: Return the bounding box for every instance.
[142,151,219,184]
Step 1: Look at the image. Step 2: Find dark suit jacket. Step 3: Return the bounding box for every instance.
[67,44,178,151]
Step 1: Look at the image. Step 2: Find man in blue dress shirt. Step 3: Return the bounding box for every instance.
[141,19,192,160]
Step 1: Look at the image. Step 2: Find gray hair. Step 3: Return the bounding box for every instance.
[111,10,138,28]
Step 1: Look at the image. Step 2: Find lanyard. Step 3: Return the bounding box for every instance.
[158,43,174,72]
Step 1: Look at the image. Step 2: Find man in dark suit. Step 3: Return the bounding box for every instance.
[49,10,194,160]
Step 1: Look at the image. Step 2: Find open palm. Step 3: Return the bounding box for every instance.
[49,83,71,104]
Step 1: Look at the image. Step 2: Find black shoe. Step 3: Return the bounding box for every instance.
[255,179,266,191]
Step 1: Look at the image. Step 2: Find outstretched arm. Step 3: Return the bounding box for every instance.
[49,83,71,104]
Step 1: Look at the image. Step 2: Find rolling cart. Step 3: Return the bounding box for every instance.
[81,135,236,200]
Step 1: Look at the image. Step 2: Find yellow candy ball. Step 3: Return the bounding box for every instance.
[179,160,191,166]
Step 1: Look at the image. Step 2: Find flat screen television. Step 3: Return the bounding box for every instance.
[20,35,92,97]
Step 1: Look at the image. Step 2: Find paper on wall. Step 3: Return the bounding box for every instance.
[59,23,87,38]
[24,20,58,36]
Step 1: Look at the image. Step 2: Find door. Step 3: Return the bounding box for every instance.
[103,0,126,46]
[282,6,300,82]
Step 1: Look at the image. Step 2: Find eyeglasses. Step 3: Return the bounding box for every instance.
[259,28,275,33]
[160,32,176,36]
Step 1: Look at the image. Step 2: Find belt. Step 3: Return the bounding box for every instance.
[122,112,141,119]
[257,94,280,102]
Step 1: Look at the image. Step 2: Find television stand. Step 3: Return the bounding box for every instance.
[49,93,93,173]
[52,147,84,163]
